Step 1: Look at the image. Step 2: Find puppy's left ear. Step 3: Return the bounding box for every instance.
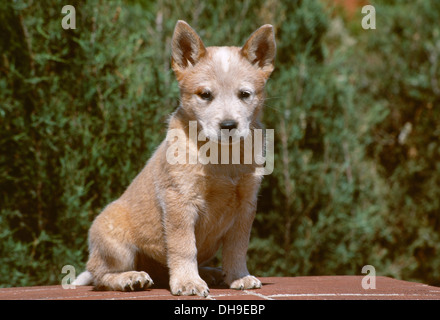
[241,24,276,79]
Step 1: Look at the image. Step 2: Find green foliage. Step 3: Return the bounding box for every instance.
[250,0,392,279]
[1,0,439,287]
[350,0,440,285]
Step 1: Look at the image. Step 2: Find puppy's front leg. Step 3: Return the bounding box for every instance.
[164,202,209,297]
[222,206,262,290]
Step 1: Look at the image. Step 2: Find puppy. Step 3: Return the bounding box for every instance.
[73,20,276,297]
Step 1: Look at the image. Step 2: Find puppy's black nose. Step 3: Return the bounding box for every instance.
[219,120,238,130]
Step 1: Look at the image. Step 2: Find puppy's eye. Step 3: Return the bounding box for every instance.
[239,90,252,100]
[198,90,213,101]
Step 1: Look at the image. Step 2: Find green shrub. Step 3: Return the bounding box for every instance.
[350,0,440,285]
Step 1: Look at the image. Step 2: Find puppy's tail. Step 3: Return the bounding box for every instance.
[72,271,93,286]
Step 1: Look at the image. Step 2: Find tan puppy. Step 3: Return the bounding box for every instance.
[73,20,276,297]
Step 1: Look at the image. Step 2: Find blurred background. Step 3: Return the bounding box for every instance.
[1,0,439,287]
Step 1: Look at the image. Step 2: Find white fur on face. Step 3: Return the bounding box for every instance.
[213,47,232,73]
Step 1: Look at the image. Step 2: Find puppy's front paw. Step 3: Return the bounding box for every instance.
[170,276,210,297]
[230,275,262,290]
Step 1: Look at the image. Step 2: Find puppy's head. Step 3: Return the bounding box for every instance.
[171,20,276,144]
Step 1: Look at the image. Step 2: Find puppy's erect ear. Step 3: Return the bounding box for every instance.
[171,20,206,79]
[241,24,276,78]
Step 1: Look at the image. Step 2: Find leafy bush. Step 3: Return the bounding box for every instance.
[349,0,440,284]
[249,0,392,278]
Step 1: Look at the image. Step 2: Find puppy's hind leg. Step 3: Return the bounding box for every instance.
[86,205,154,291]
[100,270,153,291]
[87,239,154,291]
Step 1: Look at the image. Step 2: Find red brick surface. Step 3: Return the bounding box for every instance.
[1,276,440,300]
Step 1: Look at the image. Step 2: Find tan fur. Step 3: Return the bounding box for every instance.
[81,20,276,296]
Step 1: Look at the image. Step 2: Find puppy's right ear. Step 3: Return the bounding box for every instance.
[171,20,206,80]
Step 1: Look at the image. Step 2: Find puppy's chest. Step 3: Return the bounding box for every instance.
[194,176,243,248]
[194,174,258,231]
[201,176,244,213]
